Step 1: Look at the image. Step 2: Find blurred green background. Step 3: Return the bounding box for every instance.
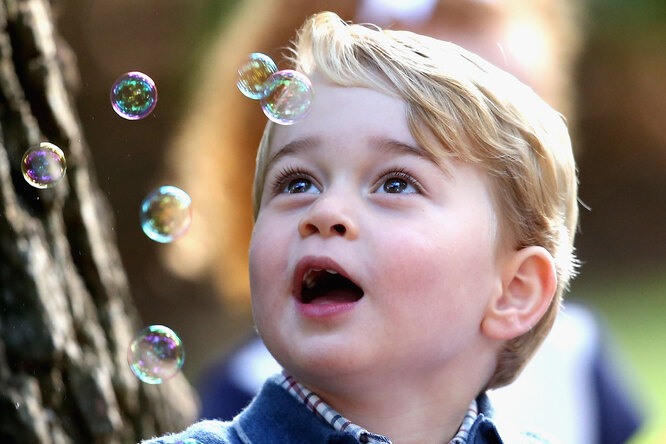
[572,270,666,444]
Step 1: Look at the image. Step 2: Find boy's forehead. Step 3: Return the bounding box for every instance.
[268,78,415,156]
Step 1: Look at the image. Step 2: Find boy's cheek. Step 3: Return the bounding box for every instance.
[248,229,272,293]
[249,222,291,289]
[374,227,495,300]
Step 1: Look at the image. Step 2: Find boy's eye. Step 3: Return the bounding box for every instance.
[285,178,315,194]
[383,178,409,193]
[270,166,320,195]
[376,171,421,194]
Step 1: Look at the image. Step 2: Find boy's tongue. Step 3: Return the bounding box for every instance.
[309,289,360,305]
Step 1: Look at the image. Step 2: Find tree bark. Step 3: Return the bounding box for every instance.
[0,0,198,442]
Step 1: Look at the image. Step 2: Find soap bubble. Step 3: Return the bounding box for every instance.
[237,53,278,99]
[260,70,313,125]
[21,142,67,189]
[110,71,157,120]
[128,325,185,384]
[140,186,192,243]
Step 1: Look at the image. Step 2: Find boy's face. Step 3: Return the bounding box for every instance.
[249,77,505,387]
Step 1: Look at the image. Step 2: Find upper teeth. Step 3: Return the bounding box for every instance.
[303,268,339,289]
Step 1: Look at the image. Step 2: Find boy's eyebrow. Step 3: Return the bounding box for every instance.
[266,137,320,171]
[373,137,439,165]
[374,138,453,177]
[266,136,441,171]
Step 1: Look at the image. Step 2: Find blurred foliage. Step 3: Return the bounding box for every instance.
[588,0,666,33]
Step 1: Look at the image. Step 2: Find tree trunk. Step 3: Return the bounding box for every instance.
[0,0,198,442]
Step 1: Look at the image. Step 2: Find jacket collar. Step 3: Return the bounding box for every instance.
[233,374,355,443]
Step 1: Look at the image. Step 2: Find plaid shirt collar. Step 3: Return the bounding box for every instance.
[279,371,478,444]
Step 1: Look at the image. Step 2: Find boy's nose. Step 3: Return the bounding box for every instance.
[297,194,359,240]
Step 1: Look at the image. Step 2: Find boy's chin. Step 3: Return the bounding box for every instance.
[261,325,387,385]
[286,362,373,395]
[277,346,372,385]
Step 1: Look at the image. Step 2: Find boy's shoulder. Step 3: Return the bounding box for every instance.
[489,421,558,444]
[507,430,558,444]
[141,419,240,444]
[469,394,556,444]
[141,374,343,444]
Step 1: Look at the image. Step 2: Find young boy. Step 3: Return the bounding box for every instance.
[145,10,578,444]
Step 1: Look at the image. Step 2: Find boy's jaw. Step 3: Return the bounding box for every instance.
[292,255,365,317]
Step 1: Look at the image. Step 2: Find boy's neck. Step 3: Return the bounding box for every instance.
[294,348,496,444]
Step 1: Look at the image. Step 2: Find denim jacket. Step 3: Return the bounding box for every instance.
[142,375,548,444]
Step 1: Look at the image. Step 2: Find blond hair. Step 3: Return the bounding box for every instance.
[252,11,579,388]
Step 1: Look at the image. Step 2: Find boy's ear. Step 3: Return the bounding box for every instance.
[481,246,557,341]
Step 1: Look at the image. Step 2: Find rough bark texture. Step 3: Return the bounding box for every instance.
[0,0,198,442]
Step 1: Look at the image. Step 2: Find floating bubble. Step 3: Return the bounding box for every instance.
[140,186,192,243]
[128,325,185,384]
[21,142,67,189]
[260,70,313,125]
[110,71,158,120]
[237,53,278,99]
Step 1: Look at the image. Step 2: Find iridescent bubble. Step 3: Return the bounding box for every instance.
[140,186,192,243]
[21,142,67,189]
[128,325,185,384]
[237,53,278,99]
[260,70,313,125]
[110,71,158,120]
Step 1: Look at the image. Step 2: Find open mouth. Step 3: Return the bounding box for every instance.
[300,268,364,304]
